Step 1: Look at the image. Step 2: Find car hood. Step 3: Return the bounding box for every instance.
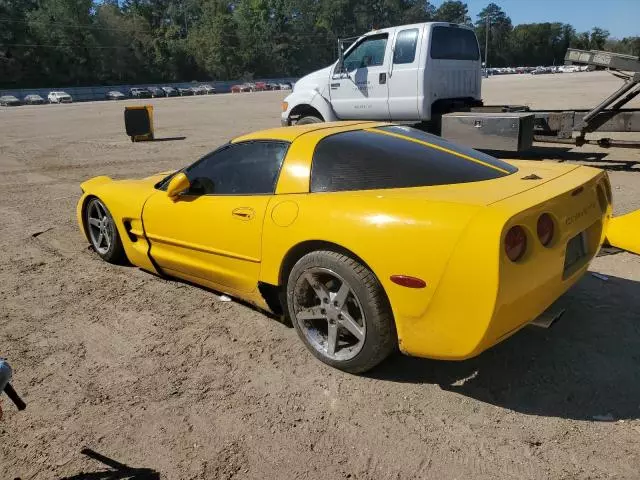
[80,171,173,193]
[293,65,333,95]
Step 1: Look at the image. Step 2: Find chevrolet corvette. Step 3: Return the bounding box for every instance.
[77,121,612,373]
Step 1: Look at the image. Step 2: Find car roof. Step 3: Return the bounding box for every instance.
[231,121,391,143]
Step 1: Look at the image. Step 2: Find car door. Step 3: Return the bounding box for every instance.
[388,27,422,120]
[330,33,391,120]
[142,140,289,294]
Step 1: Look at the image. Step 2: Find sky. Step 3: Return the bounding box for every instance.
[431,0,640,38]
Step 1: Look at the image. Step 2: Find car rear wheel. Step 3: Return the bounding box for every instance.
[286,250,396,373]
[85,197,126,264]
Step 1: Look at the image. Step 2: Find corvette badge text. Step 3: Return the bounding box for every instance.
[565,201,596,226]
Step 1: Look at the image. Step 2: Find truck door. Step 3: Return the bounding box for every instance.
[329,33,391,120]
[388,27,422,120]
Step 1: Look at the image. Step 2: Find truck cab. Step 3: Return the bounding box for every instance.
[282,22,482,126]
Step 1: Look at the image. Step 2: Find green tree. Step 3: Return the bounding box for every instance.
[26,0,98,85]
[0,0,623,89]
[509,23,574,66]
[475,2,513,67]
[434,1,471,25]
[590,26,610,50]
[188,0,240,80]
[0,0,39,86]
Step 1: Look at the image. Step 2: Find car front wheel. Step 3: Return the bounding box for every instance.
[286,250,397,373]
[85,197,126,264]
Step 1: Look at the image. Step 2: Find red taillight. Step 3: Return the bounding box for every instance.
[537,213,554,247]
[505,225,527,262]
[390,275,427,288]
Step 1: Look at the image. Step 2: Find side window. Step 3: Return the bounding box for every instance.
[185,141,288,195]
[343,34,388,71]
[393,29,419,64]
[430,26,480,61]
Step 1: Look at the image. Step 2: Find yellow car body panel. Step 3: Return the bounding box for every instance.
[77,172,173,274]
[77,122,611,361]
[606,210,640,255]
[142,191,269,293]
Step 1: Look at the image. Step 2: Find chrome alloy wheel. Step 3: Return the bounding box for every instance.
[292,267,366,361]
[86,198,114,255]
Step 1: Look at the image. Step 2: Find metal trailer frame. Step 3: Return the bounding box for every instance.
[532,49,640,148]
[435,49,640,151]
[488,49,640,149]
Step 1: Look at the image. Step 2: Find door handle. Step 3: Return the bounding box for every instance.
[379,73,386,84]
[232,207,255,220]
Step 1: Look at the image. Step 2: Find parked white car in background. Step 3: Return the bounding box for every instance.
[48,91,73,103]
[201,84,217,94]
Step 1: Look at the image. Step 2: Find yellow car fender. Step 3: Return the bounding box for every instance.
[606,210,640,255]
[77,173,169,273]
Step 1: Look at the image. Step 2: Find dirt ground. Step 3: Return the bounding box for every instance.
[1,71,640,479]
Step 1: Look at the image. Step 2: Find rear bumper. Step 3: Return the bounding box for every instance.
[397,220,605,360]
[394,168,611,360]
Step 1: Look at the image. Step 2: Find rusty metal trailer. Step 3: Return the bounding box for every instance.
[439,48,640,151]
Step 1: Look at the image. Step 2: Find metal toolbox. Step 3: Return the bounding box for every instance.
[441,112,535,151]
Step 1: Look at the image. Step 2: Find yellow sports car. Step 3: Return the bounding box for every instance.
[77,121,611,372]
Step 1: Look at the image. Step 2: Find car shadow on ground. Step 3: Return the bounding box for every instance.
[58,448,160,480]
[369,273,640,421]
[486,146,640,172]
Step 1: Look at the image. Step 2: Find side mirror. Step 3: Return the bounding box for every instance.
[166,172,190,198]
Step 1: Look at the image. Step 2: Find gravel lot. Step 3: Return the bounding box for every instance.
[1,72,639,479]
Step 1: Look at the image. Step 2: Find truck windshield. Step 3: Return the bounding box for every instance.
[430,26,479,61]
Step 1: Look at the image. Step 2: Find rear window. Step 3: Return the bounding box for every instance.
[310,126,516,193]
[430,26,480,61]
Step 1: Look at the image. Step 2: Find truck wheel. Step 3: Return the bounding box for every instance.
[296,116,323,125]
[286,250,397,373]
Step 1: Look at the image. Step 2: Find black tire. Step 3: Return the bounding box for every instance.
[286,250,396,373]
[296,115,323,125]
[84,197,127,265]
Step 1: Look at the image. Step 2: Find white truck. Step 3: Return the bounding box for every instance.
[282,22,482,125]
[282,23,640,151]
